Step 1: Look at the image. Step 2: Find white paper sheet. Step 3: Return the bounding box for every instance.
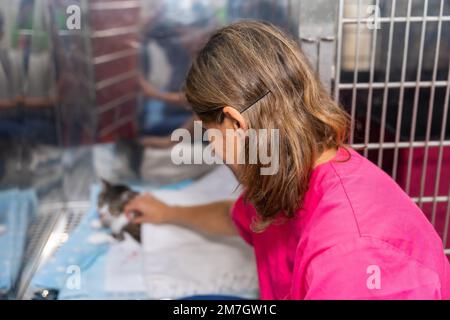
[142,166,259,299]
[104,233,147,293]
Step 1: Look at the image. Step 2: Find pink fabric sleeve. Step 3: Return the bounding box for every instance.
[301,237,442,300]
[231,195,254,246]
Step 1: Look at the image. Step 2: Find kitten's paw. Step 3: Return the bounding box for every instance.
[112,233,125,241]
[88,232,114,245]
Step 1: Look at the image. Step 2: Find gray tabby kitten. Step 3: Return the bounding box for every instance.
[97,180,141,243]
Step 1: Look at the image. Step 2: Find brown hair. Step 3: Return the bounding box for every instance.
[185,21,350,231]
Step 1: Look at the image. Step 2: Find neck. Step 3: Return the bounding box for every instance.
[313,147,338,169]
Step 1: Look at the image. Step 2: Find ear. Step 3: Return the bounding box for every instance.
[222,106,248,131]
[121,190,134,202]
[100,179,111,189]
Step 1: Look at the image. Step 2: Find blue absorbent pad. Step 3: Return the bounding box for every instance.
[30,179,192,299]
[0,189,38,294]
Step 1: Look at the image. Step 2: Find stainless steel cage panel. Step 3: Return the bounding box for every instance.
[16,201,91,300]
[328,0,450,254]
[298,0,339,92]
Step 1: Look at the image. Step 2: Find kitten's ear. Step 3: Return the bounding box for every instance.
[100,179,111,189]
[121,190,134,201]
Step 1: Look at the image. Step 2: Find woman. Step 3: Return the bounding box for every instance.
[125,21,450,299]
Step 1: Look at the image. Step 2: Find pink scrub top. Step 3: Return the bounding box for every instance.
[231,147,450,299]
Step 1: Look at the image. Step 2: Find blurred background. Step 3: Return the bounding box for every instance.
[0,0,449,300]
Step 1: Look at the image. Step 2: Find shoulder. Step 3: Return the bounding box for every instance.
[231,194,256,245]
[299,147,446,289]
[304,147,435,241]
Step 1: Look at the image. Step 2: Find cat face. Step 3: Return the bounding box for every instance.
[97,179,137,227]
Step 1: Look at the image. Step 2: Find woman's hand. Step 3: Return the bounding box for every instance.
[124,194,174,224]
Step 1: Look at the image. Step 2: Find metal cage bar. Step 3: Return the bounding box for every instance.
[405,0,428,195]
[363,0,380,158]
[392,0,413,181]
[377,0,396,167]
[333,0,450,253]
[432,54,450,225]
[349,0,362,144]
[418,0,445,209]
